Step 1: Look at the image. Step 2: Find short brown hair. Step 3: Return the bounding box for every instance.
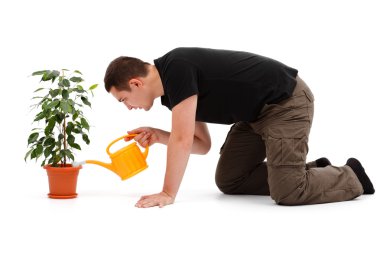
[104,56,149,92]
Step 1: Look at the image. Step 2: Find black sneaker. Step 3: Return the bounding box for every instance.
[315,157,331,167]
[346,158,375,194]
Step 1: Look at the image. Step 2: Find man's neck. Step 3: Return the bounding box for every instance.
[148,65,164,98]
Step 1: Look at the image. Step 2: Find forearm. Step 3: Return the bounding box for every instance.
[162,136,193,198]
[156,128,210,154]
[155,128,170,145]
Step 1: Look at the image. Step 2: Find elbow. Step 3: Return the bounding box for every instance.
[198,140,211,155]
[171,134,194,151]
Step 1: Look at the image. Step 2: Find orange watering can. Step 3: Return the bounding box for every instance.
[73,134,149,180]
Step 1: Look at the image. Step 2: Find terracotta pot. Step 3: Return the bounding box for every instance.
[43,164,82,199]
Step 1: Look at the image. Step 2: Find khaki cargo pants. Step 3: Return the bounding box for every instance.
[215,76,363,205]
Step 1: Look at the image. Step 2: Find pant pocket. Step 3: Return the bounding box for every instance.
[267,136,308,167]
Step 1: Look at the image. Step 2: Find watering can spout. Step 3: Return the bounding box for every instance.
[85,160,115,173]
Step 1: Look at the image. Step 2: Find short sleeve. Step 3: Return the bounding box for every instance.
[162,60,199,109]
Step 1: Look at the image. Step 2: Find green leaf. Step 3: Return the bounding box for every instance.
[41,72,50,81]
[70,76,84,83]
[28,132,39,145]
[34,87,45,92]
[55,113,65,124]
[46,100,60,109]
[62,79,70,87]
[31,96,44,100]
[41,70,60,82]
[49,89,60,98]
[68,99,75,106]
[77,85,84,90]
[44,137,55,146]
[31,149,37,159]
[60,100,72,113]
[41,100,49,110]
[52,155,60,166]
[72,127,82,134]
[44,145,54,158]
[66,150,75,161]
[38,95,49,107]
[81,118,90,130]
[44,118,56,135]
[72,111,79,121]
[67,135,75,145]
[48,156,54,165]
[32,70,48,76]
[59,150,66,158]
[24,148,33,161]
[74,70,83,75]
[66,122,74,135]
[62,89,69,99]
[35,144,43,158]
[89,84,98,90]
[81,96,91,107]
[82,133,90,145]
[59,150,75,162]
[37,136,45,145]
[73,88,85,93]
[70,143,81,150]
[34,111,45,122]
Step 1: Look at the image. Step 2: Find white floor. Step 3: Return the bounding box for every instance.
[1,148,379,253]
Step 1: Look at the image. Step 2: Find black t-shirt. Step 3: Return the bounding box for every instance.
[154,47,298,124]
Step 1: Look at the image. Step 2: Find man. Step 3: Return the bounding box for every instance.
[104,47,375,208]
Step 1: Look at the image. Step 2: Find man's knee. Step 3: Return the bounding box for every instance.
[215,175,237,194]
[272,193,296,205]
[267,168,306,205]
[271,191,299,206]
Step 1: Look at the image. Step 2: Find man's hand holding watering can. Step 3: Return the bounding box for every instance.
[125,127,169,148]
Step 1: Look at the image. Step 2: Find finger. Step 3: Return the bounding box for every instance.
[137,132,148,143]
[141,140,148,148]
[136,195,154,206]
[124,136,134,141]
[136,199,154,208]
[139,195,149,201]
[139,134,151,147]
[134,132,146,143]
[128,127,147,135]
[135,199,146,208]
[124,129,143,141]
[139,196,161,207]
[142,201,159,208]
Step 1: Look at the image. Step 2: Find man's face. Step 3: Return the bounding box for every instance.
[109,84,153,111]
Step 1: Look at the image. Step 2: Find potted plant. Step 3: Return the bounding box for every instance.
[25,69,97,199]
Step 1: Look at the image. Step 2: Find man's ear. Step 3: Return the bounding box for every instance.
[129,78,143,89]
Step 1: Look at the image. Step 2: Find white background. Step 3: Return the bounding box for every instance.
[0,0,379,252]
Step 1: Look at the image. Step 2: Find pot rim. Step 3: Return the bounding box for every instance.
[43,164,82,171]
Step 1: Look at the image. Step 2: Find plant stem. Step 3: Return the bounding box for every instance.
[63,116,67,166]
[62,69,67,166]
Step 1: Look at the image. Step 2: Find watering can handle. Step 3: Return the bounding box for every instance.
[106,134,149,158]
